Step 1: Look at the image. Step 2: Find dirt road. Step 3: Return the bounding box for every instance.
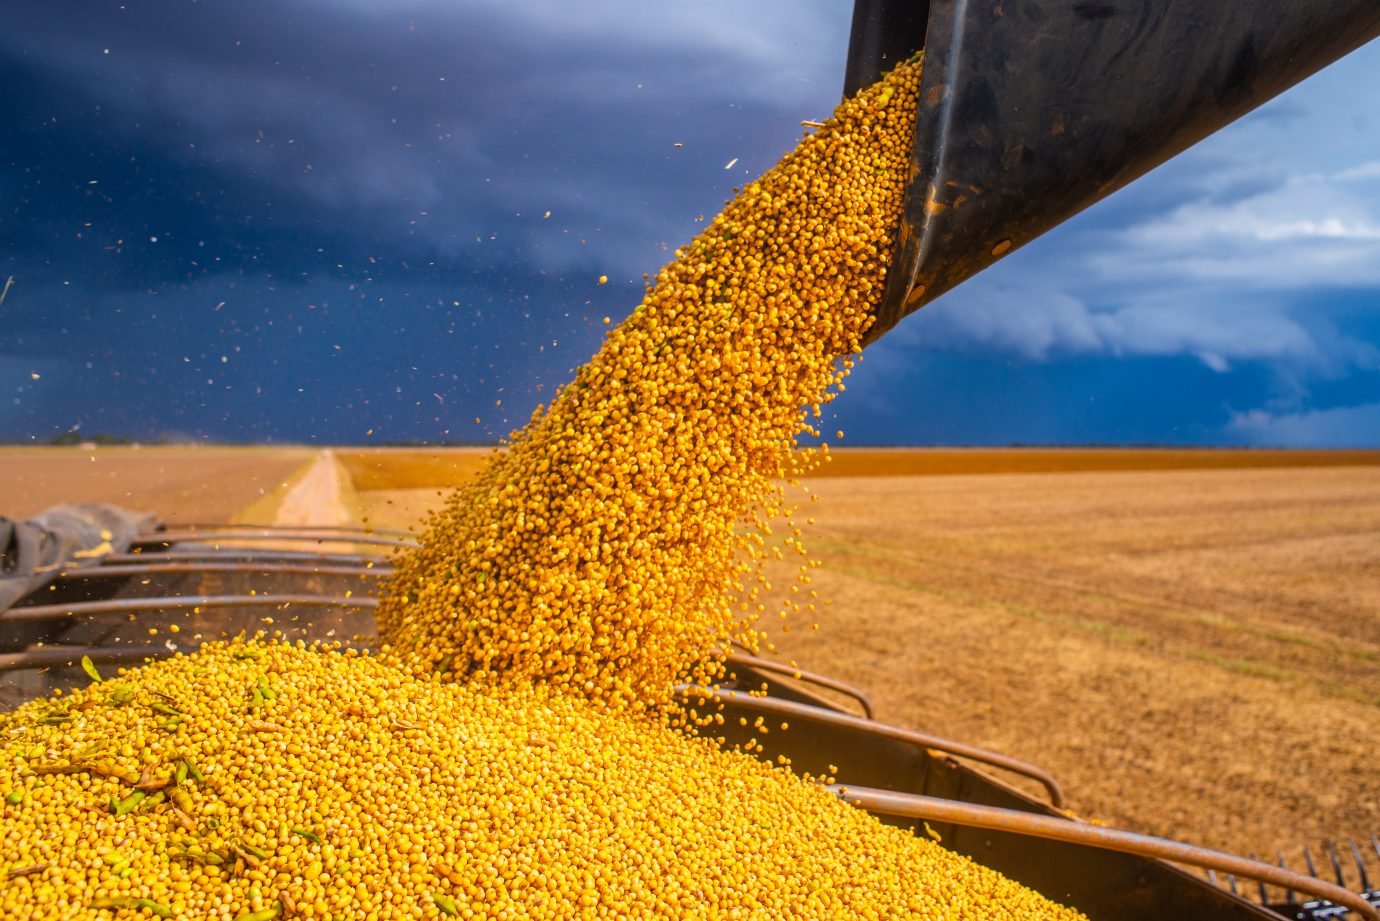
[271,450,354,528]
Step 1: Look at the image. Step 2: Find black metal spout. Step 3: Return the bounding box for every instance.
[847,1,1380,344]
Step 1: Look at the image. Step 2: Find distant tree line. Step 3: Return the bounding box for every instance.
[10,434,501,447]
[46,432,139,446]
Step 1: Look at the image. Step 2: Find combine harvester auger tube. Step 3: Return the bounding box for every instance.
[843,0,1380,344]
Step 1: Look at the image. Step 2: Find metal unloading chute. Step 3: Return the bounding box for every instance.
[845,0,1380,343]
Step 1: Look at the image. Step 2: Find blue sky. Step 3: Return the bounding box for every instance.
[2,0,1377,446]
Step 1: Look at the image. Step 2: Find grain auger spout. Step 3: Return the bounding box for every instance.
[847,0,1380,344]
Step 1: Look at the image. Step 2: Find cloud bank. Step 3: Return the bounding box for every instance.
[2,1,1378,445]
[877,40,1380,436]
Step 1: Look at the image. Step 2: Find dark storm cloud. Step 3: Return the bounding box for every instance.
[868,39,1380,447]
[1,0,852,442]
[3,0,841,275]
[2,1,1378,446]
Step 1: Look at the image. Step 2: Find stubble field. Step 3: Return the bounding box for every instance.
[0,446,314,523]
[342,447,1380,861]
[753,465,1379,860]
[3,445,1377,862]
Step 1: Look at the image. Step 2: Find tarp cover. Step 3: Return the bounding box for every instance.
[0,504,158,614]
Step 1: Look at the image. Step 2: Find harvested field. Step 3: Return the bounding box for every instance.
[338,445,1380,491]
[354,451,1380,861]
[0,446,314,524]
[804,446,1380,477]
[334,448,508,533]
[4,446,1375,860]
[757,465,1380,860]
[335,447,493,491]
[353,487,452,534]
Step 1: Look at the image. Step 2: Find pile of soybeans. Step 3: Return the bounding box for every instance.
[0,642,1083,920]
[2,56,1088,919]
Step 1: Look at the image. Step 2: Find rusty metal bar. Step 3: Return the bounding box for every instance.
[0,645,171,672]
[676,685,1064,808]
[2,594,376,623]
[1248,856,1269,905]
[58,561,389,579]
[136,530,418,549]
[1325,840,1348,888]
[724,653,875,719]
[166,523,415,539]
[102,551,388,566]
[1354,840,1374,891]
[835,786,1380,921]
[1277,850,1295,903]
[0,641,376,673]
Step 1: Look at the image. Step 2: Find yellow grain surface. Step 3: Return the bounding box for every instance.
[0,641,1085,921]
